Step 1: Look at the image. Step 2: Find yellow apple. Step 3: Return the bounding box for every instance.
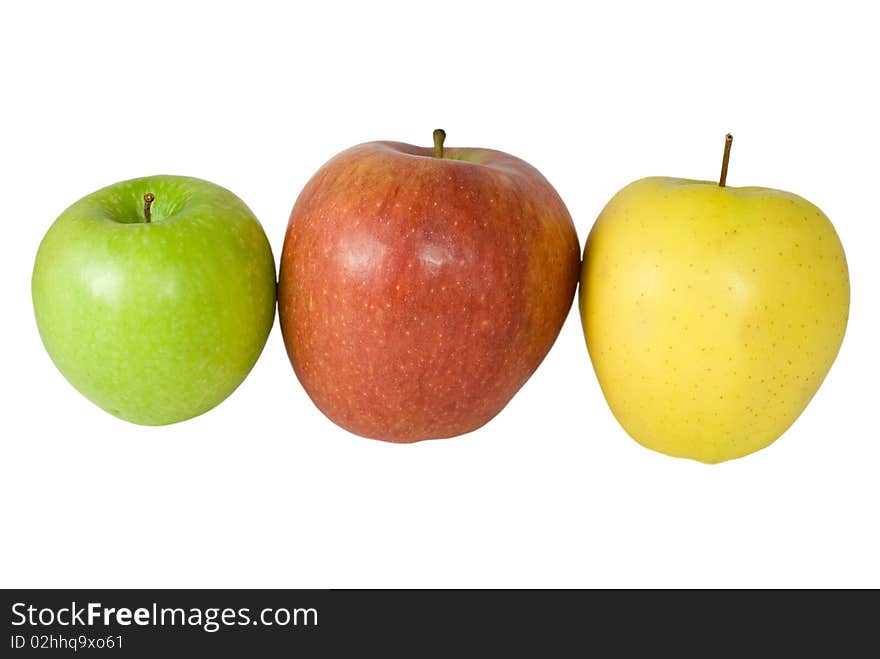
[580,138,849,463]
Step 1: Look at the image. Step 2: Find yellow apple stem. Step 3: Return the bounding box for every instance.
[719,133,733,187]
[433,129,446,158]
[143,193,155,223]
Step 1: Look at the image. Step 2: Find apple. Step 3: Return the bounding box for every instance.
[580,135,850,463]
[32,175,277,425]
[278,130,580,442]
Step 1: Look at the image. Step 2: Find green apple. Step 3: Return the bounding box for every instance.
[580,136,850,463]
[32,175,277,425]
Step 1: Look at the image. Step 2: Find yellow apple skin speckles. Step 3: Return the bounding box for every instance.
[580,177,850,463]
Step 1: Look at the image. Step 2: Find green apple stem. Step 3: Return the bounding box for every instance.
[719,133,733,187]
[143,193,155,223]
[433,129,446,159]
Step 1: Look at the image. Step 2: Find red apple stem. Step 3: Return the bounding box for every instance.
[433,129,446,159]
[143,193,155,223]
[719,133,733,187]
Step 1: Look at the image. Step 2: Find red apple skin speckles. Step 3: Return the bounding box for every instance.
[278,140,580,442]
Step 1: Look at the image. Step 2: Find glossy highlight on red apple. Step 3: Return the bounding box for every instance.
[279,131,581,442]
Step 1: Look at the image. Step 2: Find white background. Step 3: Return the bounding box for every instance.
[1,1,878,588]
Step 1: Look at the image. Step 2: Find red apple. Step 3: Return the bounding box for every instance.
[278,131,580,442]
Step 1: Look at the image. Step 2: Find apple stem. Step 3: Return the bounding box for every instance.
[433,129,446,159]
[719,133,733,187]
[143,193,155,223]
